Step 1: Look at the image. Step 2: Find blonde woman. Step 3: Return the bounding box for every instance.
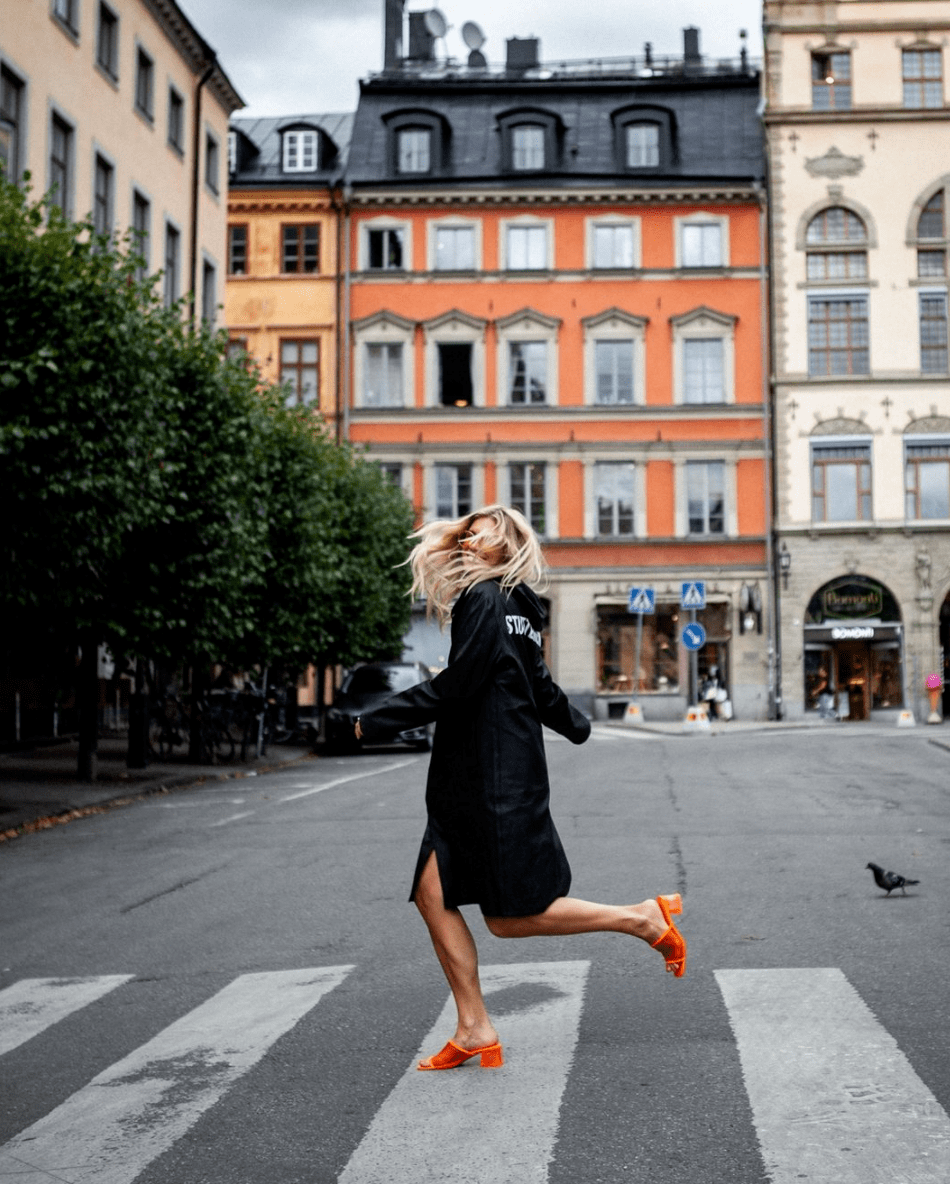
[355,505,685,1071]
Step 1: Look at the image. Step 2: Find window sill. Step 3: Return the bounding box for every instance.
[167,140,185,159]
[134,105,155,129]
[51,14,80,44]
[798,278,876,289]
[95,63,119,89]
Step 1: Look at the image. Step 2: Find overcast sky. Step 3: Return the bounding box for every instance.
[182,0,764,118]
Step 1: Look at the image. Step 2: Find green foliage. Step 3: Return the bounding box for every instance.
[1,174,413,686]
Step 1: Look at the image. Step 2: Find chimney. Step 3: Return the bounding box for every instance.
[383,0,405,70]
[408,11,437,60]
[683,26,701,66]
[506,37,539,72]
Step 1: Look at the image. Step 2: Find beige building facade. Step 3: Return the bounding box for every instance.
[1,0,242,321]
[765,0,950,722]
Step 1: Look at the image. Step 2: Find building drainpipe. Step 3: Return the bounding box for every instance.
[330,181,344,442]
[188,56,217,326]
[341,183,353,442]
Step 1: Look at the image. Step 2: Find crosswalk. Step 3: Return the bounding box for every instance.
[2,964,949,1183]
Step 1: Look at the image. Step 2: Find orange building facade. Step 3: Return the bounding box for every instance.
[344,38,773,719]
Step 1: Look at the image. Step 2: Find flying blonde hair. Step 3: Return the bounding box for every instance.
[409,504,547,626]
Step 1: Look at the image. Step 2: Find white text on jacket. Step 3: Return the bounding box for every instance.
[506,615,542,647]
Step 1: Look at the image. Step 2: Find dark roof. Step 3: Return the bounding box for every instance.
[229,113,354,186]
[346,70,764,189]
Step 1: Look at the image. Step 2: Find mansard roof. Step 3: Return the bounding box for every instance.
[229,113,354,186]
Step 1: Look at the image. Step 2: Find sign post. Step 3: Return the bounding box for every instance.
[680,582,706,704]
[627,587,655,704]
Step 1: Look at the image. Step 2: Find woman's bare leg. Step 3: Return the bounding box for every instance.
[484,895,668,941]
[413,851,499,1049]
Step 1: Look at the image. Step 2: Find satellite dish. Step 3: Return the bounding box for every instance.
[424,8,448,38]
[461,20,486,50]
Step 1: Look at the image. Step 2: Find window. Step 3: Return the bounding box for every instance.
[512,125,545,170]
[363,343,403,406]
[377,462,403,489]
[168,88,184,152]
[509,463,546,533]
[916,191,946,277]
[920,293,949,373]
[595,340,635,404]
[808,296,869,376]
[596,462,635,536]
[812,51,851,110]
[132,190,149,278]
[205,133,219,195]
[438,343,473,406]
[53,0,78,33]
[435,464,473,519]
[397,128,430,174]
[903,49,942,109]
[906,440,950,518]
[681,222,723,268]
[227,130,237,175]
[93,154,113,239]
[49,114,72,215]
[164,223,179,308]
[280,340,319,406]
[686,462,725,535]
[509,342,547,404]
[201,260,216,324]
[625,123,659,168]
[282,129,318,172]
[683,339,725,403]
[805,206,868,281]
[1,68,25,181]
[367,227,404,270]
[592,223,635,269]
[811,442,872,521]
[135,48,154,120]
[597,605,679,694]
[282,224,319,274]
[506,224,547,270]
[228,224,247,275]
[97,4,118,78]
[434,226,475,270]
[226,338,248,361]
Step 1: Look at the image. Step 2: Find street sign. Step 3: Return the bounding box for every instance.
[681,622,707,651]
[628,586,655,614]
[681,581,706,610]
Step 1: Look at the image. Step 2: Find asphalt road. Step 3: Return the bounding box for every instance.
[1,724,949,1184]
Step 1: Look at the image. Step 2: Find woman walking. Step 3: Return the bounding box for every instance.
[355,505,685,1071]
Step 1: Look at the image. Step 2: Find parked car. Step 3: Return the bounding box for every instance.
[325,661,433,752]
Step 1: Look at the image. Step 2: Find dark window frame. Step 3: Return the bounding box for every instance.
[135,46,154,121]
[228,223,248,275]
[163,221,180,308]
[49,112,73,216]
[812,50,852,110]
[498,108,561,174]
[807,296,870,376]
[384,109,447,177]
[0,66,25,182]
[205,131,219,195]
[52,0,79,36]
[167,86,184,153]
[201,258,216,324]
[611,106,674,173]
[279,338,320,407]
[132,189,150,279]
[281,223,320,274]
[96,2,119,80]
[366,226,404,271]
[93,152,113,239]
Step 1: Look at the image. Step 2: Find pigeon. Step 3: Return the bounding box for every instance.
[866,862,920,895]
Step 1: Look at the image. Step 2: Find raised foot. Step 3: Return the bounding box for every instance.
[417,1040,505,1071]
[651,893,686,978]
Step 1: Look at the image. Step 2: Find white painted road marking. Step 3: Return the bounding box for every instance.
[0,966,353,1184]
[0,977,133,1058]
[338,960,590,1184]
[278,758,418,803]
[716,968,950,1184]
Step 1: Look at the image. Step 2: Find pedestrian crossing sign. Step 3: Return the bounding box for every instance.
[680,581,706,609]
[628,586,655,614]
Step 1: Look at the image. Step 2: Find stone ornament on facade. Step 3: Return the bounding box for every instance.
[804,146,864,179]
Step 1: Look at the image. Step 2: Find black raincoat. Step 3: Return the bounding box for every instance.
[359,579,590,917]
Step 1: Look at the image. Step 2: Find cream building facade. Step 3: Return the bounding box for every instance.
[765,0,950,722]
[1,0,242,321]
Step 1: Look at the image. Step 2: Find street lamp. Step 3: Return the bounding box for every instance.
[779,542,791,590]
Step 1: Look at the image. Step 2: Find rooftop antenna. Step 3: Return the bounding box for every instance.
[739,28,748,71]
[462,19,487,67]
[424,7,449,56]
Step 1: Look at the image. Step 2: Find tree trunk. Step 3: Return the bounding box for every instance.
[126,657,149,768]
[188,660,205,763]
[77,632,99,781]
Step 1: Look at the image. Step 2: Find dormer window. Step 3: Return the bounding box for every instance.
[612,106,673,172]
[282,129,318,172]
[397,128,430,174]
[625,124,659,168]
[512,125,545,170]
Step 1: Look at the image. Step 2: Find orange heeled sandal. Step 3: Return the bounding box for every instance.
[650,893,686,978]
[417,1040,504,1071]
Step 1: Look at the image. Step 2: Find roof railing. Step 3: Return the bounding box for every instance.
[368,52,760,84]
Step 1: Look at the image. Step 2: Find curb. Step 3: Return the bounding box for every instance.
[0,750,315,844]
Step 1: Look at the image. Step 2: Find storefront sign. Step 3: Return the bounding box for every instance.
[822,581,883,620]
[830,626,875,640]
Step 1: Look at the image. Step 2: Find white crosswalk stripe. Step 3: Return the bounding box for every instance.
[716,968,950,1184]
[0,966,352,1184]
[337,960,590,1184]
[0,976,133,1057]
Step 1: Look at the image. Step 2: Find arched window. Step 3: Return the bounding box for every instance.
[805,206,868,280]
[915,190,946,276]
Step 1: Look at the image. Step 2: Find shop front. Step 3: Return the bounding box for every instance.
[803,576,904,720]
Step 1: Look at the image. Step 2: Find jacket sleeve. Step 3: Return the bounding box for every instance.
[531,645,591,745]
[358,584,501,743]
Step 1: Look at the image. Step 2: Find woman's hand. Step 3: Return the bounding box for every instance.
[354,718,363,740]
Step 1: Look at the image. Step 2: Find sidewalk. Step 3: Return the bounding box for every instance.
[0,736,314,841]
[601,715,950,739]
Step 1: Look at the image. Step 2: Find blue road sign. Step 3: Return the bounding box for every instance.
[681,581,706,610]
[628,586,656,614]
[681,622,707,651]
